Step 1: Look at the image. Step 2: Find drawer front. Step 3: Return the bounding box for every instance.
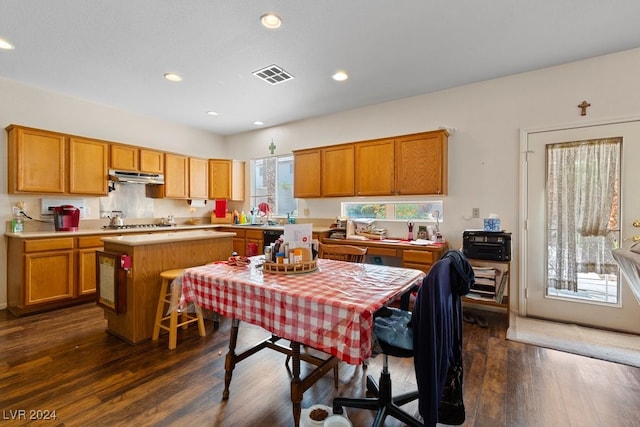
[403,261,432,274]
[245,229,264,240]
[223,228,245,238]
[367,247,399,257]
[77,235,105,248]
[402,249,434,264]
[24,238,74,253]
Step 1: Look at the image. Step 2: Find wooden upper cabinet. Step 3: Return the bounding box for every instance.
[231,160,245,201]
[208,159,232,200]
[68,137,109,195]
[293,149,321,198]
[208,159,245,201]
[6,125,66,193]
[188,157,209,200]
[110,144,139,171]
[111,145,164,174]
[395,130,448,195]
[139,149,164,174]
[321,144,355,197]
[355,138,395,196]
[164,153,189,199]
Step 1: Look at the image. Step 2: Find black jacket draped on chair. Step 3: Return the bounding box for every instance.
[412,250,474,426]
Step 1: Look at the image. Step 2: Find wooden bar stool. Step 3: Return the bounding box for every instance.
[152,268,206,350]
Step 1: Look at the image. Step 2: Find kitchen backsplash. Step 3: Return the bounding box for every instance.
[99,183,154,219]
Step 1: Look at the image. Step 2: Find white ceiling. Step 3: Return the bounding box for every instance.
[1,1,640,136]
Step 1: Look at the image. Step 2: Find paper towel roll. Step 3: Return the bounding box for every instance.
[188,199,207,208]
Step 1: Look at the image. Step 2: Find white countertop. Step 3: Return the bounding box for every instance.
[101,230,236,246]
[4,224,221,239]
[4,223,332,239]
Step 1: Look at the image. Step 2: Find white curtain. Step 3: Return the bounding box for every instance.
[546,138,620,291]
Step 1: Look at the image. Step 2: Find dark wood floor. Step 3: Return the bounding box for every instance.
[1,304,639,427]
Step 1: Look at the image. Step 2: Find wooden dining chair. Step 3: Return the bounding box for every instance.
[318,243,368,263]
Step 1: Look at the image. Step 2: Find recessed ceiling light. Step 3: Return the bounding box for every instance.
[260,13,282,29]
[163,72,183,82]
[253,121,264,126]
[332,71,349,82]
[0,38,15,50]
[206,111,219,116]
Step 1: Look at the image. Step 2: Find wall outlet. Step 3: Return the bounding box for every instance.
[12,206,21,216]
[472,208,480,218]
[303,208,309,216]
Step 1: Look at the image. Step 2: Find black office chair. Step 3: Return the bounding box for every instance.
[332,250,474,427]
[332,306,422,427]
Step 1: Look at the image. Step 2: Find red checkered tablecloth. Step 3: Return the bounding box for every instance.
[181,258,424,365]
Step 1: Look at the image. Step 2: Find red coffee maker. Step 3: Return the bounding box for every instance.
[53,205,80,231]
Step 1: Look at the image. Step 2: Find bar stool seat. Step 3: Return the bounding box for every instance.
[152,268,206,349]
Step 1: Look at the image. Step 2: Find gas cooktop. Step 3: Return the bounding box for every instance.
[102,223,176,230]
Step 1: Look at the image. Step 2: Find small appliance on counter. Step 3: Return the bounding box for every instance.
[53,205,80,231]
[462,229,512,261]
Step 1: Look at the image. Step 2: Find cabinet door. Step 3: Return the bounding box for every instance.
[189,157,209,199]
[293,149,321,198]
[245,230,264,256]
[140,149,164,173]
[223,228,246,256]
[77,248,100,295]
[77,236,103,296]
[164,153,189,199]
[110,144,139,171]
[208,159,232,200]
[355,138,395,196]
[322,144,355,197]
[396,130,448,195]
[69,137,109,195]
[24,251,74,305]
[7,126,66,193]
[231,160,245,201]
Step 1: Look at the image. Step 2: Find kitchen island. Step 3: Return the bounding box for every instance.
[100,230,234,344]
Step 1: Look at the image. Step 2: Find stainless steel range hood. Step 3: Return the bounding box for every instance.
[108,169,164,185]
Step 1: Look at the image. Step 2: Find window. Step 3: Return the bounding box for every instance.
[341,201,443,221]
[545,138,621,304]
[251,155,297,216]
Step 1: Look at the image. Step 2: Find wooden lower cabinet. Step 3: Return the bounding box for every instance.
[24,250,74,306]
[245,230,264,256]
[77,236,105,295]
[7,235,104,316]
[230,228,246,255]
[219,227,265,256]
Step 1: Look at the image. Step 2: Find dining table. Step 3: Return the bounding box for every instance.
[180,256,425,426]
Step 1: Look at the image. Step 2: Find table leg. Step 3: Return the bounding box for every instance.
[223,318,240,399]
[290,341,302,427]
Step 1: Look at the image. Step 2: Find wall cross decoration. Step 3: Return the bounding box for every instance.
[268,139,276,155]
[578,100,591,116]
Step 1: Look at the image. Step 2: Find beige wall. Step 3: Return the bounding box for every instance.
[0,78,227,309]
[2,47,640,310]
[224,47,640,310]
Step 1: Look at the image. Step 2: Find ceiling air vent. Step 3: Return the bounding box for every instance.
[253,64,294,85]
